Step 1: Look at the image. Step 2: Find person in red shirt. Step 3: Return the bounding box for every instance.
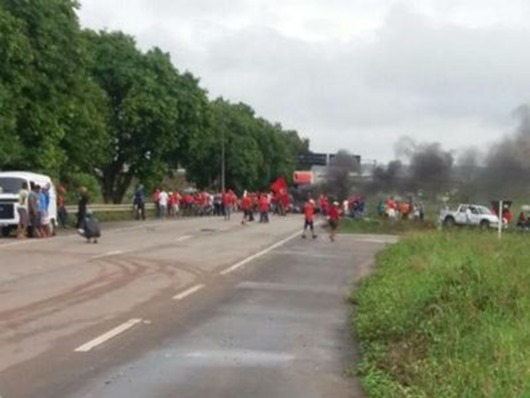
[223,190,233,220]
[502,205,513,225]
[57,184,68,229]
[259,193,270,223]
[302,199,317,239]
[328,201,341,242]
[153,188,161,218]
[241,194,254,225]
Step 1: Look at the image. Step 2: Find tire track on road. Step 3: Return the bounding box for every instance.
[0,255,203,330]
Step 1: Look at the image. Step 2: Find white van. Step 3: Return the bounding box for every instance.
[0,171,58,237]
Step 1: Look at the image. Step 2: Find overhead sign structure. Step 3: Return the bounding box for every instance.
[297,153,328,166]
[297,153,361,167]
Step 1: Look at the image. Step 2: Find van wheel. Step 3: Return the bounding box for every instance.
[1,226,14,237]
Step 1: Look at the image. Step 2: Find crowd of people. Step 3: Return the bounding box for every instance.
[133,185,290,222]
[377,197,425,221]
[134,185,343,242]
[16,181,54,239]
[12,174,437,244]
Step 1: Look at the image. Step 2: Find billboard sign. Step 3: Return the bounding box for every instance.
[293,171,314,185]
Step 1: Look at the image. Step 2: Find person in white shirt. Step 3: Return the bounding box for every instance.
[158,189,169,218]
[17,181,29,239]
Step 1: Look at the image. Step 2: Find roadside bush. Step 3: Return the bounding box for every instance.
[62,173,102,204]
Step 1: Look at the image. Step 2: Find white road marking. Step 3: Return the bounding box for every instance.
[176,235,192,242]
[220,230,301,275]
[91,250,123,260]
[74,319,143,352]
[173,284,205,300]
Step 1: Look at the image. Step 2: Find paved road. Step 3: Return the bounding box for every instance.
[0,216,396,398]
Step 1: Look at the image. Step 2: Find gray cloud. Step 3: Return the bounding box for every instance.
[78,0,530,161]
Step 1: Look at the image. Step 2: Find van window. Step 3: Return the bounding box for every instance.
[0,177,26,194]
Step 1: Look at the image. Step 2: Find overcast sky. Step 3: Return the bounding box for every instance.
[78,0,530,162]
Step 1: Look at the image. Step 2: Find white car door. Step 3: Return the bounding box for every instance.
[456,205,469,224]
[469,206,481,225]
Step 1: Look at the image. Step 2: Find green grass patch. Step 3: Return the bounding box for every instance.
[93,209,156,223]
[352,231,530,397]
[63,209,157,227]
[339,218,437,235]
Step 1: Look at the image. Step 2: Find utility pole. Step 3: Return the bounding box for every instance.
[498,200,503,239]
[221,129,226,194]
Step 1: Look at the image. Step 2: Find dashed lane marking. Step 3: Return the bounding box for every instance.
[91,250,124,260]
[176,235,193,242]
[74,319,143,353]
[220,230,301,275]
[173,284,205,300]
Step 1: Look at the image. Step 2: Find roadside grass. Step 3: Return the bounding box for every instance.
[60,209,156,228]
[339,217,437,235]
[351,231,530,397]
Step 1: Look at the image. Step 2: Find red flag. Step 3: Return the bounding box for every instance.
[270,176,287,194]
[271,176,290,207]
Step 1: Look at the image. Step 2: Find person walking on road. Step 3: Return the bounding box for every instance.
[302,199,317,239]
[259,193,270,223]
[76,187,89,230]
[134,185,146,220]
[241,193,253,225]
[328,201,341,242]
[158,188,169,218]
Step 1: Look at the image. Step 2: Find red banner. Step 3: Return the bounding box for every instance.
[293,171,314,185]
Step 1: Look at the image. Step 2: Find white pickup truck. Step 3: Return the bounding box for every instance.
[440,204,500,229]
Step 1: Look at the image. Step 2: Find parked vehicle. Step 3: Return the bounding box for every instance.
[440,204,500,229]
[0,171,58,237]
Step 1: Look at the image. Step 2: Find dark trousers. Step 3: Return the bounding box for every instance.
[135,202,146,220]
[58,206,69,228]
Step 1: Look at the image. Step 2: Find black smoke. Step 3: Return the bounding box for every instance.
[367,137,454,199]
[367,104,530,201]
[368,160,403,195]
[481,105,530,199]
[323,150,359,200]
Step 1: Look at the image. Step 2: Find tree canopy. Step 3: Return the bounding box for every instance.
[0,0,310,202]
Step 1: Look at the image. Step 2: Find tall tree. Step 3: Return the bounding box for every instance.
[85,31,210,202]
[1,0,106,175]
[186,98,311,192]
[0,4,29,167]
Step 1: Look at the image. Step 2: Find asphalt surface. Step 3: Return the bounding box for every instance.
[0,215,396,398]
